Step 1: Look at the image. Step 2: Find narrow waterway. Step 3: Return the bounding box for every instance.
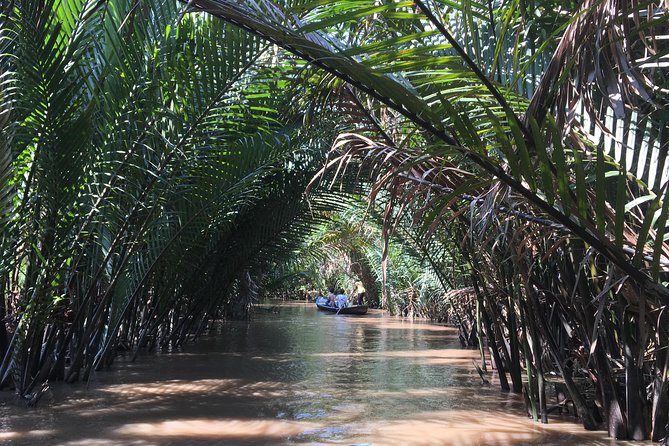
[0,302,634,445]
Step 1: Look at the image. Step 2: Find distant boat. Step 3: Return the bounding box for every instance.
[315,301,368,315]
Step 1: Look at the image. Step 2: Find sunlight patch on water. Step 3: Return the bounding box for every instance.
[0,429,56,441]
[345,316,459,333]
[312,349,478,366]
[61,440,151,446]
[338,409,628,446]
[100,378,290,399]
[100,378,245,396]
[312,349,477,357]
[115,418,319,439]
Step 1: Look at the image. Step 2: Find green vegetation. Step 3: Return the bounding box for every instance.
[0,0,668,442]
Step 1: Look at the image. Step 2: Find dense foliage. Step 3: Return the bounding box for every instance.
[0,0,341,399]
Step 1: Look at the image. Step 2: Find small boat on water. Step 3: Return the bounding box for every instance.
[314,297,368,315]
[316,302,368,315]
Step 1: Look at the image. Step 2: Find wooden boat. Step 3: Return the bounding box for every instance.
[315,302,368,315]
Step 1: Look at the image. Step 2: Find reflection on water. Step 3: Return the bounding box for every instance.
[0,302,634,445]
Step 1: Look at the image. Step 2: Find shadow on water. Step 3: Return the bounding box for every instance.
[0,302,639,445]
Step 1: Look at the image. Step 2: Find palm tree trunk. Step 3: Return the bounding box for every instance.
[528,282,598,430]
[622,309,650,440]
[592,331,627,438]
[651,324,669,441]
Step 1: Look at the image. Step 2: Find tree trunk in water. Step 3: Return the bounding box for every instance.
[623,314,649,440]
[0,279,8,388]
[470,274,509,390]
[506,291,523,393]
[481,285,516,392]
[652,379,669,442]
[528,288,598,430]
[476,298,487,370]
[523,301,547,423]
[593,333,627,438]
[481,302,510,392]
[652,328,669,442]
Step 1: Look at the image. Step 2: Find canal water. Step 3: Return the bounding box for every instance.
[0,302,634,445]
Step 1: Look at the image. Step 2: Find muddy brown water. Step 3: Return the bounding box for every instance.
[0,302,640,445]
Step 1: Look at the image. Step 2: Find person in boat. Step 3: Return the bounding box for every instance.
[327,287,337,307]
[354,281,365,306]
[335,289,348,309]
